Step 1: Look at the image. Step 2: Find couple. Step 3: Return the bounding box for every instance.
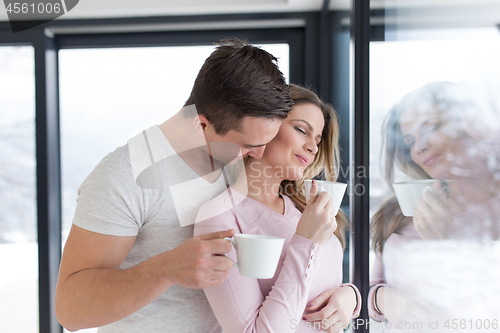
[55,38,359,333]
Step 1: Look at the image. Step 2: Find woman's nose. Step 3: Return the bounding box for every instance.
[414,135,430,154]
[305,140,318,155]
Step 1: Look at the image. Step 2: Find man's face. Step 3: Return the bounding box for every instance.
[204,117,282,161]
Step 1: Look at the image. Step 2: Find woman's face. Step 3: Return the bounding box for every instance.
[261,103,325,180]
[399,104,477,179]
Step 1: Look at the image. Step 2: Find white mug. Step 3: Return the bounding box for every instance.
[304,180,347,215]
[393,180,438,217]
[224,234,285,279]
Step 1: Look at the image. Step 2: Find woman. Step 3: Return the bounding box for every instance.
[194,84,361,333]
[368,82,500,327]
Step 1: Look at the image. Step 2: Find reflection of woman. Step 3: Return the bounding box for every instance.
[383,81,500,239]
[368,82,500,327]
[194,84,361,333]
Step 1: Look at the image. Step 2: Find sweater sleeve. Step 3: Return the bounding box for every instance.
[340,283,362,319]
[368,253,386,321]
[194,210,321,333]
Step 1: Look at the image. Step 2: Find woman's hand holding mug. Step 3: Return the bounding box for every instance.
[413,180,459,240]
[296,180,337,244]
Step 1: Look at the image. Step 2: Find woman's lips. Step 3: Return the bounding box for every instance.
[295,154,310,167]
[423,153,442,166]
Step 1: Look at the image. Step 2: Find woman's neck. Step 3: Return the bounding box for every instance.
[245,157,286,211]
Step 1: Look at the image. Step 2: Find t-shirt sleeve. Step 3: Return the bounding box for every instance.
[194,207,320,333]
[73,150,144,236]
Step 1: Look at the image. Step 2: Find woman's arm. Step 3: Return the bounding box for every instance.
[368,253,387,321]
[194,182,341,332]
[203,232,322,333]
[303,284,361,332]
[368,285,387,321]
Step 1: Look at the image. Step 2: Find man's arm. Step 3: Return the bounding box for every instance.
[55,224,235,331]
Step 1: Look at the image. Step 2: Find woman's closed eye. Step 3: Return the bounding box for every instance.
[404,139,415,148]
[424,123,442,133]
[295,126,306,135]
[295,123,321,145]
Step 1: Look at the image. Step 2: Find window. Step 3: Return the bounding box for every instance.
[0,45,38,333]
[368,14,500,333]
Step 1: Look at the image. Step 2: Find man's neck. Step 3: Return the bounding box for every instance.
[158,112,221,183]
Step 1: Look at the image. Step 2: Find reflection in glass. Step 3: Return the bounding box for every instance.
[0,46,38,332]
[369,5,500,332]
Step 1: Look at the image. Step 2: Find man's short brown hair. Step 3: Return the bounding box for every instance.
[184,38,293,135]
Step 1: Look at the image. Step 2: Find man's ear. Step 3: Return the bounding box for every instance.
[194,114,210,136]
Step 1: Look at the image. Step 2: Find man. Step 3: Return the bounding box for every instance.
[55,38,292,332]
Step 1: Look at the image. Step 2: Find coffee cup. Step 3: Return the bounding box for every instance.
[304,180,347,215]
[393,179,437,217]
[224,234,285,279]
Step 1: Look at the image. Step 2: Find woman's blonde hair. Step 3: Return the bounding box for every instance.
[370,196,412,254]
[280,84,349,250]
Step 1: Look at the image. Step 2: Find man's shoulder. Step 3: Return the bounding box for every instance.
[94,125,171,182]
[78,144,136,193]
[93,144,133,175]
[110,144,132,166]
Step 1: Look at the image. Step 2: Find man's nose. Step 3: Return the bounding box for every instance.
[248,146,266,159]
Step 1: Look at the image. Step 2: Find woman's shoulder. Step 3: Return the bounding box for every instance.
[383,223,421,251]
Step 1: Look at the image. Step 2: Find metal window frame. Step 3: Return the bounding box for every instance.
[350,0,370,332]
[0,29,62,333]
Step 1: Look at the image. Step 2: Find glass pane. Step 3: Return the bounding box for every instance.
[0,46,38,332]
[370,3,500,332]
[59,43,289,332]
